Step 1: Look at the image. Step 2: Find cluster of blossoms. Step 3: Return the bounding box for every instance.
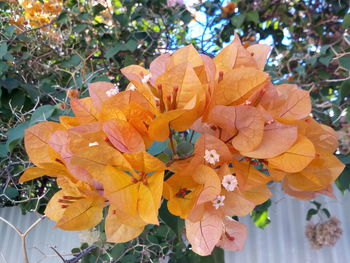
[10,0,63,28]
[20,36,345,256]
[305,217,342,249]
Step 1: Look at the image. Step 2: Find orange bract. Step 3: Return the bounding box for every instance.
[19,35,345,257]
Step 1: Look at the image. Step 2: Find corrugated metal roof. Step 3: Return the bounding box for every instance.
[0,207,79,263]
[225,185,350,263]
[0,185,349,263]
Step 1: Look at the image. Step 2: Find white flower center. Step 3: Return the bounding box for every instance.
[204,149,220,165]
[222,174,238,192]
[212,195,225,209]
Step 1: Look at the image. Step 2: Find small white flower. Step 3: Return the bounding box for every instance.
[78,228,100,245]
[141,73,152,84]
[105,86,119,97]
[212,195,225,209]
[204,149,220,165]
[128,83,137,91]
[222,174,238,192]
[88,141,99,147]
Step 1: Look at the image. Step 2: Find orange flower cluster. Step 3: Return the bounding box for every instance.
[20,36,344,256]
[10,0,63,28]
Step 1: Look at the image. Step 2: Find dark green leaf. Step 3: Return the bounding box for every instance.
[342,13,350,28]
[319,55,333,66]
[200,247,224,263]
[0,143,7,158]
[6,122,30,152]
[311,201,321,209]
[246,11,259,24]
[93,3,106,16]
[180,10,193,24]
[104,44,125,59]
[0,42,8,59]
[322,208,331,218]
[231,14,245,28]
[335,167,350,193]
[29,105,56,125]
[3,187,19,199]
[339,54,350,70]
[176,142,194,158]
[159,201,184,239]
[110,244,125,259]
[62,55,81,68]
[72,24,88,33]
[125,39,137,52]
[4,25,15,38]
[306,208,318,221]
[114,14,129,27]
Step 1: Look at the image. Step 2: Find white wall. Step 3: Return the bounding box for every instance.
[0,207,80,263]
[1,185,349,263]
[225,185,350,263]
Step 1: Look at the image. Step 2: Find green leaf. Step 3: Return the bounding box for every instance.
[251,210,270,229]
[176,142,194,158]
[246,11,259,24]
[180,10,193,24]
[4,25,15,38]
[62,55,81,68]
[339,54,350,70]
[0,143,7,158]
[159,201,184,239]
[0,42,8,59]
[72,24,88,33]
[110,244,125,259]
[0,61,9,74]
[306,208,318,221]
[340,80,350,101]
[125,39,137,52]
[254,199,271,212]
[200,247,225,263]
[93,3,106,16]
[311,200,321,209]
[10,89,25,108]
[6,122,30,152]
[342,13,350,28]
[335,167,350,193]
[104,44,125,59]
[56,11,69,24]
[71,248,81,254]
[231,14,245,28]
[322,208,331,218]
[3,187,19,199]
[319,55,333,66]
[29,105,56,125]
[113,14,128,27]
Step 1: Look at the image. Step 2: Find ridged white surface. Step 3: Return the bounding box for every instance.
[0,185,349,263]
[0,207,79,263]
[226,185,350,263]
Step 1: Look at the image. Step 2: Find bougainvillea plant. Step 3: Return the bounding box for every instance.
[19,35,345,256]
